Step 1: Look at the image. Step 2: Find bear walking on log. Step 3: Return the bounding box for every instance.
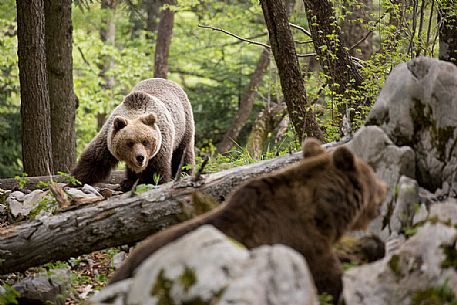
[109,139,387,303]
[71,78,195,190]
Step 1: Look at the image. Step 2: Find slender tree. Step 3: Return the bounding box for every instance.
[16,0,53,175]
[217,48,271,154]
[98,0,117,129]
[438,0,457,64]
[154,0,175,78]
[341,0,373,60]
[144,0,162,34]
[303,0,364,122]
[260,0,324,142]
[45,0,77,172]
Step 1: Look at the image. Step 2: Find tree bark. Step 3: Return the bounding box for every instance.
[0,150,312,274]
[45,0,77,173]
[16,0,53,176]
[303,0,364,121]
[216,48,271,154]
[438,0,457,65]
[246,102,287,159]
[144,0,162,34]
[154,0,175,79]
[98,0,117,129]
[260,0,324,142]
[341,0,373,60]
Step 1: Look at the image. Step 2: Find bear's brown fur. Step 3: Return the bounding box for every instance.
[109,139,387,302]
[71,78,195,190]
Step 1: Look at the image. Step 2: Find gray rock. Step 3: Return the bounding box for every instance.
[344,211,457,305]
[428,198,457,226]
[91,226,317,305]
[89,280,132,305]
[367,56,457,194]
[218,245,317,305]
[12,268,71,305]
[112,251,126,270]
[347,126,415,238]
[82,184,103,197]
[389,176,419,235]
[7,190,46,218]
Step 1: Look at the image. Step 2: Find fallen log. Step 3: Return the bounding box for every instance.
[0,170,125,190]
[0,151,307,274]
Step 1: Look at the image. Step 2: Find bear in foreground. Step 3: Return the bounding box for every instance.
[109,139,387,303]
[71,78,195,190]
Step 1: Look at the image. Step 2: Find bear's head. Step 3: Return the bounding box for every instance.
[330,144,387,230]
[302,139,387,231]
[108,114,162,173]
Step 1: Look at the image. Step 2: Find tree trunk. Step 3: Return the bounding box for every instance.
[216,48,271,154]
[154,0,175,78]
[246,102,287,159]
[16,0,53,176]
[341,0,373,60]
[303,0,364,122]
[98,0,117,129]
[260,0,324,142]
[45,0,77,173]
[438,0,457,65]
[144,0,162,34]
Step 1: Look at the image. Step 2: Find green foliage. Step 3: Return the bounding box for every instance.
[0,2,21,178]
[441,241,457,271]
[0,0,447,177]
[57,171,82,186]
[14,173,27,188]
[411,281,457,305]
[319,293,334,305]
[0,284,20,305]
[134,183,157,194]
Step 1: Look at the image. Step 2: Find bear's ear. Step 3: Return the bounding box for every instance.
[140,114,156,126]
[113,116,128,132]
[332,145,355,171]
[302,138,325,158]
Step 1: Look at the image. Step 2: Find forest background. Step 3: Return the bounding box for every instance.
[0,0,455,179]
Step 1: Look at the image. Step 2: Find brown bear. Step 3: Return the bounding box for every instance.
[71,78,195,190]
[109,139,387,303]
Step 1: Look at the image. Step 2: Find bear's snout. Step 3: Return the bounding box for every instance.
[136,155,145,165]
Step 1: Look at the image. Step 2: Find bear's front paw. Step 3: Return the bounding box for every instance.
[120,179,136,192]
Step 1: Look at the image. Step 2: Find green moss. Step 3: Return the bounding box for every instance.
[151,269,175,305]
[441,239,457,272]
[151,268,226,305]
[179,266,197,293]
[388,254,403,277]
[319,293,334,305]
[411,281,457,305]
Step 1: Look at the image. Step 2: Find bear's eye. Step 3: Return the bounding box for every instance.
[127,141,134,148]
[142,140,149,146]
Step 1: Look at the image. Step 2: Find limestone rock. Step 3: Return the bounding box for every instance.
[7,190,46,218]
[343,203,457,305]
[389,176,419,235]
[367,56,457,194]
[11,269,71,305]
[91,225,317,305]
[347,126,415,238]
